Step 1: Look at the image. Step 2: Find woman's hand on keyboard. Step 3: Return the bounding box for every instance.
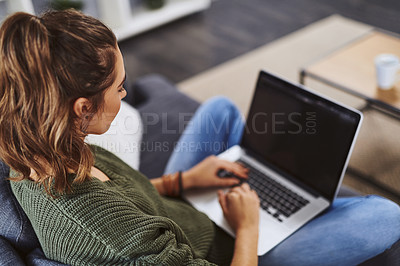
[182,155,248,189]
[219,183,260,266]
[218,183,260,233]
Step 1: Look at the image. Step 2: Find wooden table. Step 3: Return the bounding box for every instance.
[300,31,400,117]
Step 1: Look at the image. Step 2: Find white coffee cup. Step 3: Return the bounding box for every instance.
[375,54,400,90]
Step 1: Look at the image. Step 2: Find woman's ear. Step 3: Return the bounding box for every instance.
[73,97,91,118]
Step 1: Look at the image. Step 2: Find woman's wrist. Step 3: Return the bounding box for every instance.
[181,170,194,191]
[236,225,259,237]
[158,172,184,197]
[231,225,259,266]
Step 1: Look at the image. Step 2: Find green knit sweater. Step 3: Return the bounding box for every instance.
[10,145,234,265]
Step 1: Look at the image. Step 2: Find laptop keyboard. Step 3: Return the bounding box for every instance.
[237,159,310,222]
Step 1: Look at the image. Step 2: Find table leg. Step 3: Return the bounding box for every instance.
[299,69,306,85]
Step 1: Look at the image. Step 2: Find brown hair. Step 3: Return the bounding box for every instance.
[0,10,117,196]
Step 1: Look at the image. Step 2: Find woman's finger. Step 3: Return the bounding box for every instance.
[232,162,249,177]
[218,190,228,214]
[230,185,245,193]
[219,161,249,179]
[216,178,241,187]
[234,161,249,172]
[241,182,251,191]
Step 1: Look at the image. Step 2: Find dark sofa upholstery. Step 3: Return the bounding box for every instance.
[0,74,398,265]
[132,74,200,178]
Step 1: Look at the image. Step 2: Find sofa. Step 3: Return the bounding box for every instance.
[0,74,398,265]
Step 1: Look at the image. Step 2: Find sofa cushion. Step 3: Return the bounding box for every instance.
[0,160,40,254]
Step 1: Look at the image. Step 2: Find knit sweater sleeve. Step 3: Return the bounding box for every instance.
[11,180,216,266]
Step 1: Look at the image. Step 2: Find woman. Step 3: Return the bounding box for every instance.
[0,10,398,266]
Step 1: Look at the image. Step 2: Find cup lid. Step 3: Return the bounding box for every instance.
[375,54,400,66]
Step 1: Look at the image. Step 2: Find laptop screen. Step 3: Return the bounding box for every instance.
[241,71,361,201]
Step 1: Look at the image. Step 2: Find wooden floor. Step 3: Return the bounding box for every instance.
[119,0,400,83]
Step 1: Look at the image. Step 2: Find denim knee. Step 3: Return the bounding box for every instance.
[195,96,244,149]
[360,195,400,253]
[364,195,400,223]
[201,96,242,123]
[201,96,239,115]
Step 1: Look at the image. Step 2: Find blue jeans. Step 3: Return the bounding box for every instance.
[164,96,400,266]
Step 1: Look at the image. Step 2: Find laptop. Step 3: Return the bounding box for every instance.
[184,70,363,255]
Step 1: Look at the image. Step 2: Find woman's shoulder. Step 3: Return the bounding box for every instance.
[10,174,150,233]
[9,147,155,216]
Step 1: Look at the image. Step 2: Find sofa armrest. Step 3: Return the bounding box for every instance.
[26,248,68,266]
[0,236,25,265]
